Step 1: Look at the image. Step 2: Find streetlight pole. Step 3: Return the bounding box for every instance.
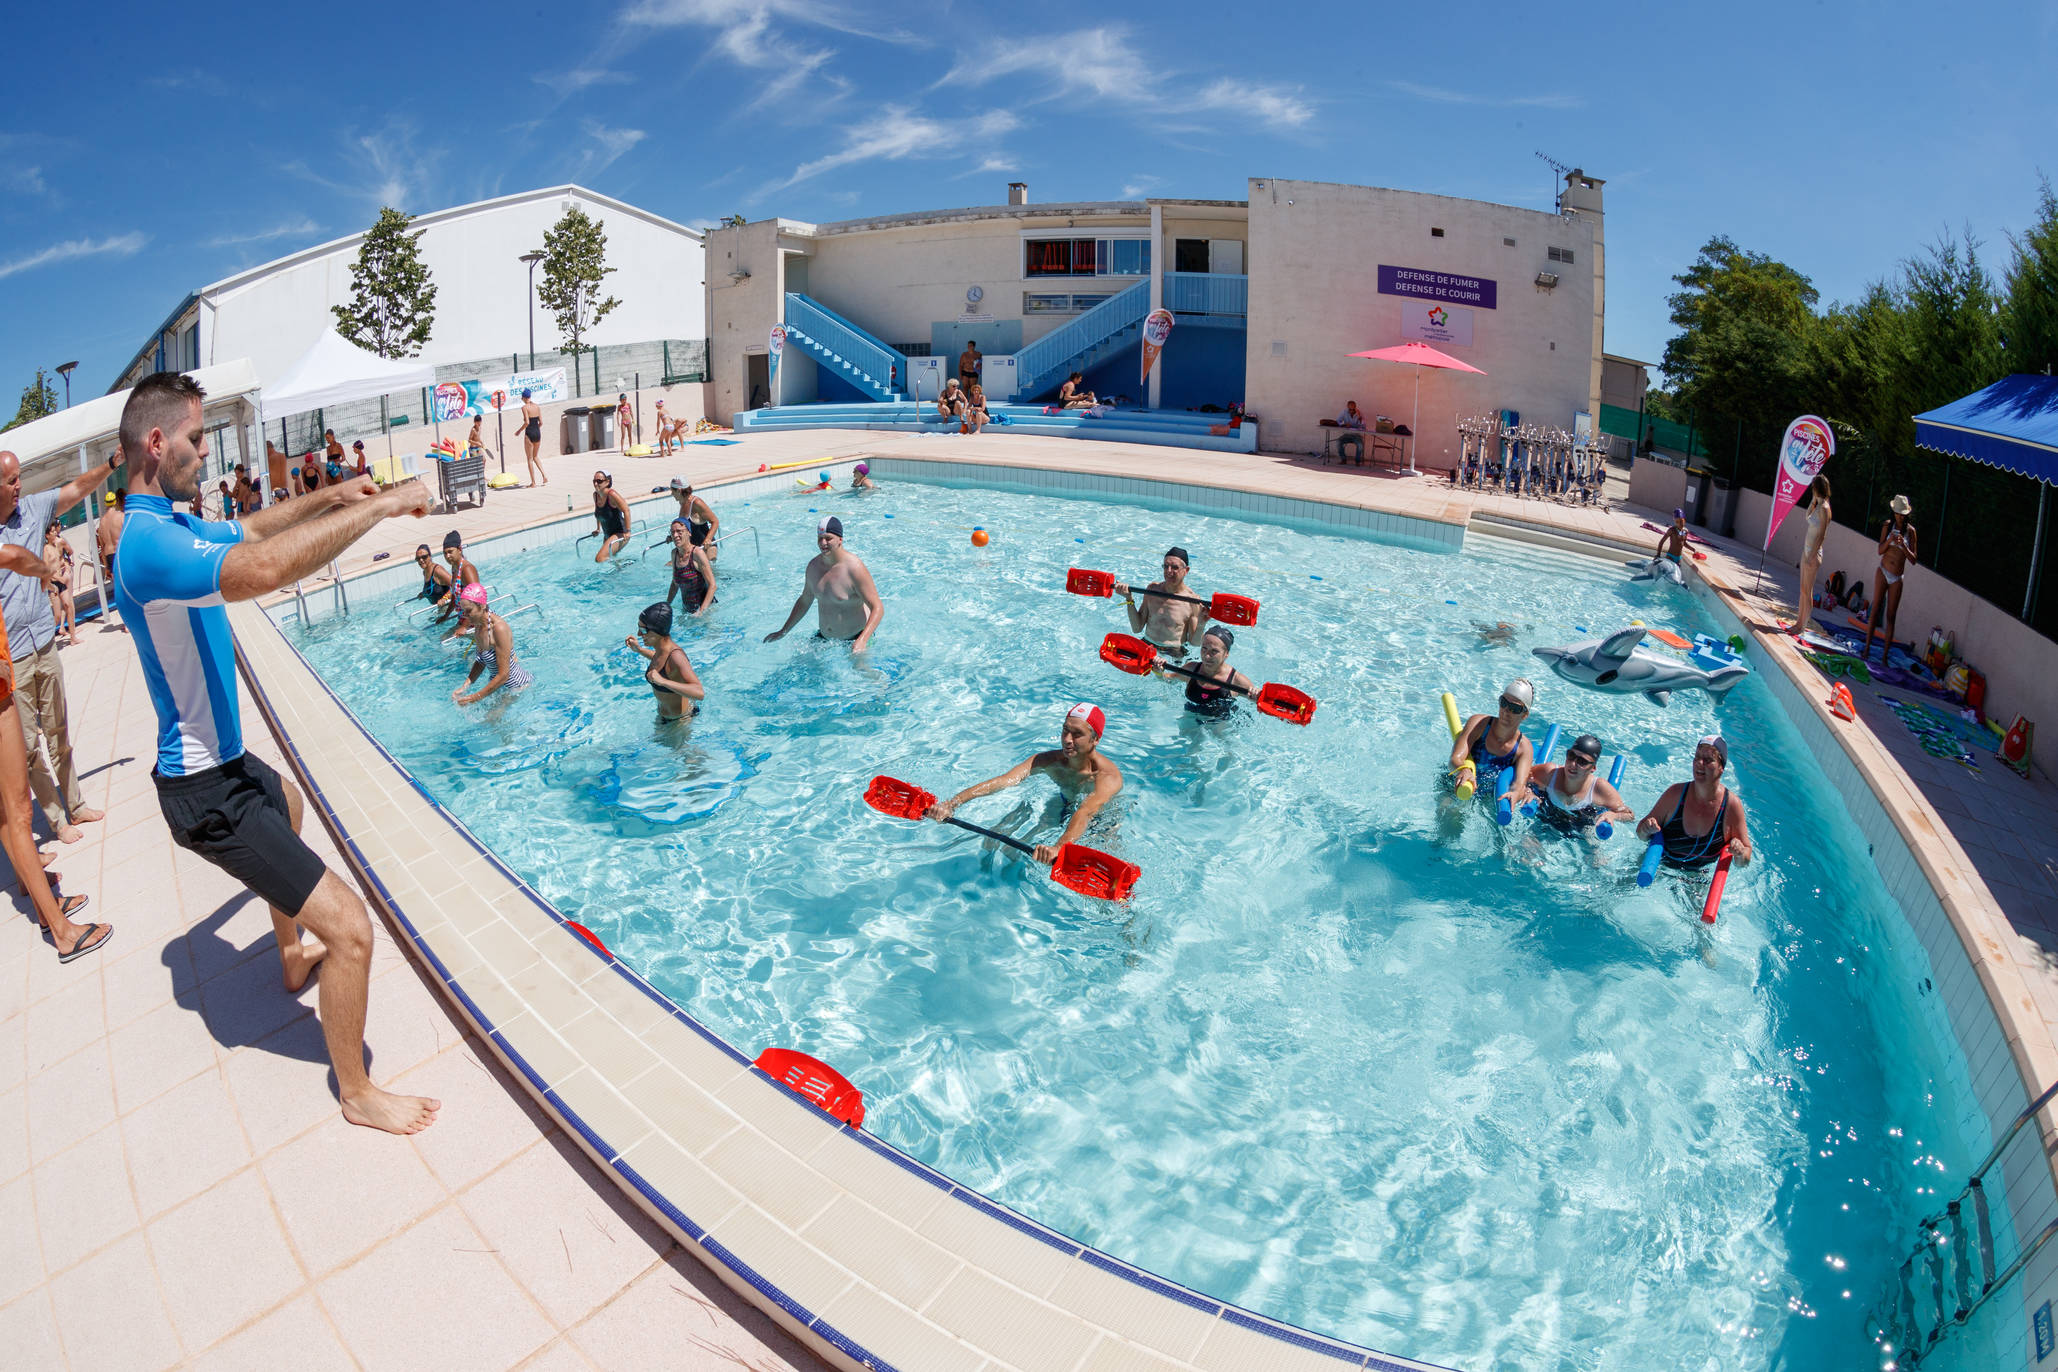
[519,251,544,372]
[55,361,77,409]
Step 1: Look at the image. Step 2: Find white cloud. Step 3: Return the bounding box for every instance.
[206,216,321,248]
[285,120,442,211]
[576,121,649,176]
[0,232,147,281]
[1121,175,1164,199]
[1387,81,1583,110]
[762,106,1018,194]
[938,26,1313,132]
[6,166,48,196]
[536,67,633,93]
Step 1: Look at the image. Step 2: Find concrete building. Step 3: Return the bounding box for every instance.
[1599,352,1653,460]
[112,185,706,397]
[705,172,1605,470]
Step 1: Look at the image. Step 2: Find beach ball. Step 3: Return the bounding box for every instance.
[971,529,990,548]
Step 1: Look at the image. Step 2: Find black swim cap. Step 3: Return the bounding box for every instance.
[1569,734,1604,761]
[1204,625,1233,648]
[639,602,673,635]
[415,543,431,557]
[1164,546,1190,567]
[442,530,463,550]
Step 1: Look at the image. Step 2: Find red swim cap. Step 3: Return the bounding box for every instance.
[1066,702,1106,738]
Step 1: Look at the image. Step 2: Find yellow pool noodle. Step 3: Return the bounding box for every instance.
[1441,691,1476,799]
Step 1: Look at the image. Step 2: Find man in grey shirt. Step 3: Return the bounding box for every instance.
[0,448,121,843]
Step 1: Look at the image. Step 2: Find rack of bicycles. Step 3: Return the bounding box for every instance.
[1449,414,1612,506]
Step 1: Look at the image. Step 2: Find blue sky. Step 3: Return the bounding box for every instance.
[3,0,2054,405]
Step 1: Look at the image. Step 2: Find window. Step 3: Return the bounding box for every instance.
[1503,237,1517,247]
[1024,293,1074,313]
[1174,238,1209,273]
[1024,237,1149,277]
[1548,246,1576,264]
[1430,227,1445,238]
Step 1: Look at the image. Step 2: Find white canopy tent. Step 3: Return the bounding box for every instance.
[258,328,436,444]
[0,359,266,621]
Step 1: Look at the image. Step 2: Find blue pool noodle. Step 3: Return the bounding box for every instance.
[1521,724,1560,818]
[1596,754,1628,838]
[1637,835,1665,886]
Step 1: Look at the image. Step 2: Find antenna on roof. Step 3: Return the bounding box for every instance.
[1535,151,1574,212]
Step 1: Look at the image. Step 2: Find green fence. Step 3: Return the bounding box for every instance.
[1600,403,1709,460]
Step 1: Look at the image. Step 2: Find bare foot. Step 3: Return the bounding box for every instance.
[341,1086,441,1135]
[71,806,104,825]
[281,934,327,992]
[54,824,81,844]
[37,848,55,868]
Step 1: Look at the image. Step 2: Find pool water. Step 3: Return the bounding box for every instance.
[292,477,1981,1370]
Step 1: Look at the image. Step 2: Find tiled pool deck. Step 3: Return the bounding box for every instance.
[7,428,2057,1369]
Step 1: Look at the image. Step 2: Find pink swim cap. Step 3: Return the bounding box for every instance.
[459,583,488,607]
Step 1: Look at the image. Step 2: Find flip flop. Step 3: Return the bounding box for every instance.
[58,919,110,964]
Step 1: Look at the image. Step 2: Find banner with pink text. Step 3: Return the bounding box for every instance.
[1766,414,1835,548]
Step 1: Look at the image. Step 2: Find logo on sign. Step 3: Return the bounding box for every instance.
[1427,306,1449,328]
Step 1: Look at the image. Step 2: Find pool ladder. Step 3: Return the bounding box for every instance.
[293,560,348,624]
[1866,1077,2058,1366]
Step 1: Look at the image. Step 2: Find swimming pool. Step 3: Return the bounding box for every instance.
[291,476,1984,1370]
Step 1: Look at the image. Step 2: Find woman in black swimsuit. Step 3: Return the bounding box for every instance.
[410,543,452,613]
[665,518,717,615]
[519,389,546,487]
[625,602,705,721]
[1174,625,1255,718]
[1635,734,1753,869]
[591,470,630,562]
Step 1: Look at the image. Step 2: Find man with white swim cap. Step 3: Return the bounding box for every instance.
[1114,545,1207,654]
[925,702,1124,863]
[765,515,884,651]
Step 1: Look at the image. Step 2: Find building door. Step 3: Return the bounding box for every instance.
[1209,240,1244,274]
[1174,239,1209,273]
[746,353,770,410]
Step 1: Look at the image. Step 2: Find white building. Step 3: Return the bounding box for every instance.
[112,185,706,398]
[705,172,1606,469]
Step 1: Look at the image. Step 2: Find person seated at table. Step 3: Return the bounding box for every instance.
[1335,400,1367,464]
[1058,372,1097,409]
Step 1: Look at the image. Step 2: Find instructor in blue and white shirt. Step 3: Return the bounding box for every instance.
[114,372,440,1136]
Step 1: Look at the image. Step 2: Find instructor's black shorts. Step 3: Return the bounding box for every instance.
[155,753,328,916]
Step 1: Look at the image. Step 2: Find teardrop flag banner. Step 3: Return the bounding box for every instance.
[768,325,787,406]
[1141,308,1175,385]
[1766,415,1834,548]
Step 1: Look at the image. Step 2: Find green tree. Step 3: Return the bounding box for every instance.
[2001,177,2058,376]
[3,368,60,432]
[535,206,621,359]
[332,207,437,358]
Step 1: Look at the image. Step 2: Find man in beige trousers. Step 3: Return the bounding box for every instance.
[0,450,118,843]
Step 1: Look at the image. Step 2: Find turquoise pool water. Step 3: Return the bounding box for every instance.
[291,477,1981,1370]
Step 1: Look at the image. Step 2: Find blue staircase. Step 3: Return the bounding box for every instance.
[1013,279,1151,401]
[781,294,907,402]
[731,400,1258,453]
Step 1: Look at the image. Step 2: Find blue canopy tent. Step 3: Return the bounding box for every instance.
[1914,373,2058,622]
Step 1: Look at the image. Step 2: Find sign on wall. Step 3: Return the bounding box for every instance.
[1399,299,1473,348]
[982,355,1017,402]
[430,368,569,420]
[1378,264,1497,310]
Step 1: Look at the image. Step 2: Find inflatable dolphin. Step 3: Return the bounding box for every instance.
[1626,556,1685,586]
[1531,627,1748,707]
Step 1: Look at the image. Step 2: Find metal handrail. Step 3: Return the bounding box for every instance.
[715,525,759,560]
[783,293,908,401]
[1014,278,1150,398]
[1163,271,1248,315]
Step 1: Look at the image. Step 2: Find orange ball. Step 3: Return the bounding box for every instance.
[970,529,990,547]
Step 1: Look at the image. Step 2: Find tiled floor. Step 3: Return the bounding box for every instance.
[12,430,2056,1369]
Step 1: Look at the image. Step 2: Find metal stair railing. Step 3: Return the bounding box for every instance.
[1163,271,1248,316]
[1014,279,1151,399]
[1867,1078,2058,1367]
[782,294,907,401]
[292,560,349,625]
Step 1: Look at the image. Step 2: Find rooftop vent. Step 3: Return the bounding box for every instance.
[1007,182,1028,206]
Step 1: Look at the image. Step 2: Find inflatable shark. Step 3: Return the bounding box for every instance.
[1531,627,1748,707]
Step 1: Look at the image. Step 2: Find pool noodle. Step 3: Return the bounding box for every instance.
[1440,692,1475,800]
[1595,754,1628,838]
[1518,723,1560,819]
[1637,835,1665,886]
[1700,846,1734,924]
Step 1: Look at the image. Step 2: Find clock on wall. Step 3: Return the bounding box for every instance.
[966,285,984,304]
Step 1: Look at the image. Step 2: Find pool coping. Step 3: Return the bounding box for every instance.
[236,460,1459,1372]
[237,451,2058,1369]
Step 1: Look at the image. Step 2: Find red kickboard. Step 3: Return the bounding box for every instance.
[1050,844,1141,901]
[754,1048,865,1127]
[1067,567,1116,597]
[1255,682,1316,725]
[864,775,936,821]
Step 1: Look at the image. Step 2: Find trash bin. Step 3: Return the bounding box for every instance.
[560,406,592,455]
[1683,466,1714,528]
[1710,476,1739,539]
[587,408,616,451]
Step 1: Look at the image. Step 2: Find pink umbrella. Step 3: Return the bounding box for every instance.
[1347,341,1486,473]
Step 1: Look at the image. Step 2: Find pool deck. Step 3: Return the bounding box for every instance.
[7,428,2055,1370]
